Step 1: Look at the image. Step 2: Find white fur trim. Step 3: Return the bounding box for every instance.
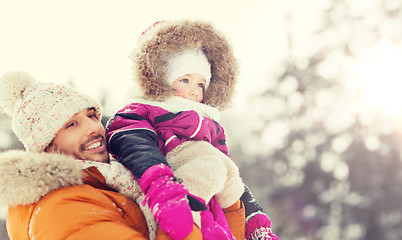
[0,150,159,239]
[125,96,220,121]
[166,49,211,88]
[0,150,83,206]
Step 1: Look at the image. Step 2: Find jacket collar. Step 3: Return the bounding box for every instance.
[127,96,221,121]
[0,150,83,206]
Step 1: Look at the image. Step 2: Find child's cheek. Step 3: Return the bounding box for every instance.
[174,89,184,98]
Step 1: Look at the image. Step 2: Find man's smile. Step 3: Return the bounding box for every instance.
[81,134,106,152]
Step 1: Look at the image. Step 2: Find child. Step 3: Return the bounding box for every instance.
[106,20,279,240]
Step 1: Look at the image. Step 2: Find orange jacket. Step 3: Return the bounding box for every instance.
[1,151,244,240]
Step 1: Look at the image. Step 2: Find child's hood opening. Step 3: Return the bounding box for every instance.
[129,19,238,111]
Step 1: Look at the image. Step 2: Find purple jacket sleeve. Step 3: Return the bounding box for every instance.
[188,117,230,157]
[105,104,169,179]
[209,120,229,157]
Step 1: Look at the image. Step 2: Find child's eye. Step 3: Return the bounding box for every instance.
[180,79,189,83]
[198,83,205,88]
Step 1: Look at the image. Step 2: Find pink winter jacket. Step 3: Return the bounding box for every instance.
[106,98,229,158]
[105,97,245,239]
[105,97,245,208]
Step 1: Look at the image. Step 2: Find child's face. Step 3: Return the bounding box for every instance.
[172,73,206,103]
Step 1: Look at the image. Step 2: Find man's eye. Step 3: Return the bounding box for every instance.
[88,109,98,119]
[66,122,77,128]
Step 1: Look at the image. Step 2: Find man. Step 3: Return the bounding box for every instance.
[0,71,207,239]
[0,71,245,240]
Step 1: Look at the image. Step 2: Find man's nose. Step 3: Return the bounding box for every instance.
[85,118,104,136]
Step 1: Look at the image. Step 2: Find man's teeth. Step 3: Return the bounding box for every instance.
[86,141,101,150]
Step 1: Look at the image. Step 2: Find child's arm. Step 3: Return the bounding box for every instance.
[241,184,280,240]
[210,119,230,156]
[105,103,206,240]
[106,105,168,179]
[108,122,168,179]
[168,141,244,209]
[187,116,230,157]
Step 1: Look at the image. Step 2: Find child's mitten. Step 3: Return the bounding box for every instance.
[140,164,206,240]
[246,213,280,240]
[241,185,280,240]
[200,197,234,240]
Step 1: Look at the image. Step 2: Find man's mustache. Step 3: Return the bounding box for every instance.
[80,134,105,151]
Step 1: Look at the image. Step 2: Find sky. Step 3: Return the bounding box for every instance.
[0,0,326,116]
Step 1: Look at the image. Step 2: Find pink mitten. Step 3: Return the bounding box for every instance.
[200,198,234,240]
[246,213,280,240]
[140,164,206,240]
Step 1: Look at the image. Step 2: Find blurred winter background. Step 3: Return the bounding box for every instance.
[2,0,402,239]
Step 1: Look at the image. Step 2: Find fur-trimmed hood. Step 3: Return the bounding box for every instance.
[0,150,83,206]
[129,19,238,111]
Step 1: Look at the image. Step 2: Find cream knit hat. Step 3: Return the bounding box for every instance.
[0,71,102,152]
[166,49,212,88]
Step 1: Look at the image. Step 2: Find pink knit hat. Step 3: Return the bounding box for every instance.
[0,71,102,152]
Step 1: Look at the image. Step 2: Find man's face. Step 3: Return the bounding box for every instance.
[45,108,109,163]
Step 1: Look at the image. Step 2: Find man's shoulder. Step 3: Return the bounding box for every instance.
[7,184,146,240]
[0,150,83,206]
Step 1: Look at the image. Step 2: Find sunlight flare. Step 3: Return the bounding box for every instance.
[346,38,402,127]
